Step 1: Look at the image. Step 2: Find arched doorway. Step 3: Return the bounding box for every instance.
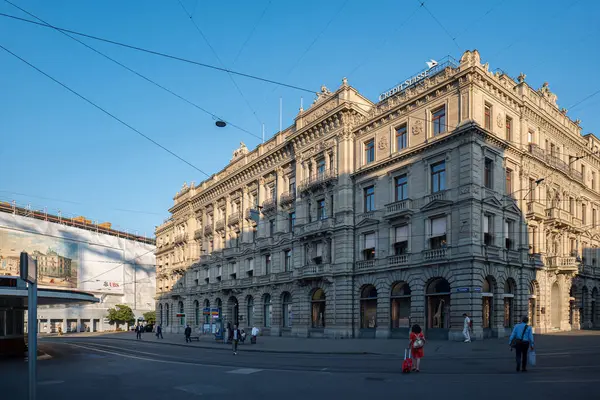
[246,296,254,327]
[581,286,589,328]
[165,303,170,327]
[426,278,451,340]
[360,285,377,337]
[311,289,325,329]
[159,304,163,326]
[482,277,495,337]
[215,298,222,319]
[203,299,210,325]
[504,279,516,330]
[592,288,598,328]
[178,301,185,326]
[528,281,538,327]
[263,294,272,328]
[281,292,292,329]
[551,282,561,329]
[194,300,200,326]
[390,282,411,337]
[228,296,239,326]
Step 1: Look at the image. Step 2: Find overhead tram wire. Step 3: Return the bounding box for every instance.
[0,43,210,178]
[3,1,262,141]
[232,0,272,65]
[176,0,264,127]
[568,88,600,111]
[0,12,316,95]
[417,1,461,51]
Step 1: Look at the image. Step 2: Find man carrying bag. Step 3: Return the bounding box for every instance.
[508,316,535,372]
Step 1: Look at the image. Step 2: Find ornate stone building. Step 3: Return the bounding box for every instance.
[155,50,600,340]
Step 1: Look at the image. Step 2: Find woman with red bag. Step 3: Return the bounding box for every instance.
[409,324,426,372]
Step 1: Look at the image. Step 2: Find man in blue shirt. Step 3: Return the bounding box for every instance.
[508,316,535,372]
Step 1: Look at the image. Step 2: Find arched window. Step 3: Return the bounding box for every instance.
[165,303,170,327]
[194,300,200,326]
[247,296,254,327]
[529,281,538,327]
[203,299,210,324]
[263,294,272,327]
[360,285,378,329]
[178,301,185,326]
[504,279,516,328]
[581,286,589,325]
[282,292,292,328]
[482,277,495,330]
[215,298,222,319]
[390,282,411,329]
[311,289,325,328]
[426,278,451,330]
[159,304,163,326]
[551,282,561,329]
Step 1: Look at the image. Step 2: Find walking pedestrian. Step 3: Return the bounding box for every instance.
[135,324,141,340]
[409,324,426,372]
[462,313,471,343]
[509,316,534,372]
[156,324,163,339]
[232,324,241,355]
[184,324,192,343]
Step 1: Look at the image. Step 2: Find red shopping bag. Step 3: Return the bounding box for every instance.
[402,348,413,373]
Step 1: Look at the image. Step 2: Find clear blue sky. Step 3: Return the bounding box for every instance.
[1,0,599,236]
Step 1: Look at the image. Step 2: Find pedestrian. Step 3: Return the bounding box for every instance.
[156,324,163,339]
[251,326,259,344]
[463,313,471,343]
[185,324,192,343]
[135,324,140,340]
[409,324,426,372]
[232,324,241,355]
[139,324,144,339]
[509,316,534,372]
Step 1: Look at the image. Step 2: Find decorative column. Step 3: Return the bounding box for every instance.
[276,167,285,233]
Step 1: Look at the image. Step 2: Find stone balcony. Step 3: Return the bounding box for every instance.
[204,224,213,235]
[356,211,378,225]
[297,218,335,237]
[298,169,338,193]
[295,264,331,279]
[526,201,545,220]
[425,189,453,205]
[174,233,187,244]
[422,247,448,261]
[194,229,203,240]
[389,254,410,267]
[228,211,240,226]
[356,259,376,270]
[546,256,579,272]
[280,191,296,206]
[384,199,413,219]
[571,216,583,231]
[545,207,571,227]
[215,218,225,231]
[261,198,277,215]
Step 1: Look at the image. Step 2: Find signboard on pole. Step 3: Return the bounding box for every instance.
[20,252,38,400]
[20,252,37,284]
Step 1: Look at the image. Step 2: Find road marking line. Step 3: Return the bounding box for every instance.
[38,380,64,386]
[227,368,263,375]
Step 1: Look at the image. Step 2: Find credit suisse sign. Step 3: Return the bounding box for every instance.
[379,59,442,102]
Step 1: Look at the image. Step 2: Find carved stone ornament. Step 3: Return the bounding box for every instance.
[496,113,504,128]
[231,142,249,162]
[412,119,423,136]
[378,135,388,151]
[517,72,526,83]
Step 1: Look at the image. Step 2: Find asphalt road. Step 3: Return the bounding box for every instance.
[3,335,600,400]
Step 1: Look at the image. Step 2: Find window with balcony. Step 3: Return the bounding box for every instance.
[570,238,577,256]
[364,186,375,212]
[484,103,492,130]
[396,124,407,151]
[288,212,296,232]
[317,158,326,176]
[269,185,276,201]
[317,199,326,220]
[394,225,409,255]
[246,258,254,277]
[429,216,447,249]
[363,232,376,260]
[229,262,237,279]
[570,197,575,214]
[431,161,446,193]
[432,106,446,136]
[365,139,375,164]
[269,219,275,236]
[265,254,271,275]
[484,158,493,189]
[315,241,324,264]
[284,250,292,271]
[506,168,513,195]
[505,220,514,250]
[528,129,534,144]
[483,215,493,246]
[289,176,296,195]
[506,116,512,141]
[529,179,536,202]
[395,175,408,201]
[217,265,222,281]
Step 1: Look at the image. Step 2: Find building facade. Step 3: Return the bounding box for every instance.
[155,50,600,340]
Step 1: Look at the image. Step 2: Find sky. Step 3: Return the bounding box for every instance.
[1,0,599,237]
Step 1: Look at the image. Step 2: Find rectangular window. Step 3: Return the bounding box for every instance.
[289,176,296,195]
[528,130,534,144]
[593,209,597,228]
[484,103,492,130]
[432,106,446,136]
[364,186,375,212]
[570,197,575,214]
[288,212,296,232]
[284,250,292,271]
[431,161,446,193]
[430,216,447,249]
[395,175,408,201]
[396,125,407,151]
[505,168,513,195]
[317,158,326,175]
[315,242,324,264]
[265,254,271,275]
[307,201,312,223]
[582,204,587,225]
[484,215,493,246]
[269,185,276,201]
[365,139,375,164]
[505,116,512,140]
[484,158,493,189]
[570,238,577,256]
[505,220,514,250]
[582,165,586,182]
[317,199,326,220]
[363,232,376,260]
[531,227,537,253]
[394,225,409,255]
[529,179,536,202]
[269,219,275,236]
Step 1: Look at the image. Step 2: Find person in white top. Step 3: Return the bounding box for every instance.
[463,313,471,343]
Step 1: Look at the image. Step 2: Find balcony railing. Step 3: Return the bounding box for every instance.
[356,211,376,225]
[529,143,545,159]
[227,211,240,225]
[546,256,579,271]
[297,264,331,278]
[174,233,187,244]
[215,218,225,231]
[298,169,338,192]
[204,224,213,235]
[298,218,335,236]
[423,248,447,261]
[356,260,376,270]
[389,254,409,266]
[427,189,448,204]
[262,198,277,214]
[385,199,412,217]
[526,201,545,219]
[194,229,203,240]
[280,190,296,205]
